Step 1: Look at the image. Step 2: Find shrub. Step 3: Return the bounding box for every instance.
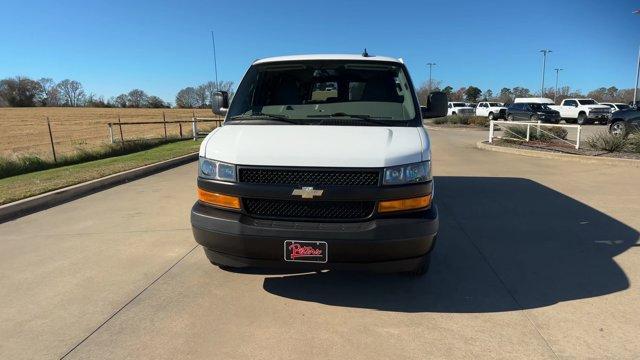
[545,126,568,140]
[626,133,640,153]
[503,125,568,143]
[448,115,470,125]
[585,131,628,152]
[431,117,448,125]
[468,116,490,127]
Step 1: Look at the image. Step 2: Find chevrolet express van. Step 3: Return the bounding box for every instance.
[191,54,446,275]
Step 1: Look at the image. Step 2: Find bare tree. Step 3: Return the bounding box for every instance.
[195,85,209,108]
[146,95,168,108]
[127,89,148,108]
[113,94,128,108]
[57,79,85,107]
[37,78,61,106]
[175,87,198,108]
[0,77,42,107]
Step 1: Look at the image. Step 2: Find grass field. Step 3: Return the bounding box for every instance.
[0,107,219,159]
[0,139,202,205]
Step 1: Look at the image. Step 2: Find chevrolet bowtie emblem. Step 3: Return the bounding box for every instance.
[292,186,324,199]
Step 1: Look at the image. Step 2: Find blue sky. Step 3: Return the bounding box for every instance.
[1,0,639,103]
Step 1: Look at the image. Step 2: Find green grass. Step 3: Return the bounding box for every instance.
[0,139,202,205]
[0,138,188,179]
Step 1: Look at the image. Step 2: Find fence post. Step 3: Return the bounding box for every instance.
[192,117,198,140]
[576,125,581,150]
[108,123,114,144]
[118,115,124,147]
[536,120,541,139]
[526,123,531,141]
[46,117,57,163]
[162,111,167,140]
[179,123,183,139]
[488,120,494,143]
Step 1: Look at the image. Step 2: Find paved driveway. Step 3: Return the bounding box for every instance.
[1,127,639,359]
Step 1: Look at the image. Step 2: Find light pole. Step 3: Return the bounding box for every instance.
[427,62,436,92]
[634,10,640,106]
[540,49,552,97]
[554,68,563,102]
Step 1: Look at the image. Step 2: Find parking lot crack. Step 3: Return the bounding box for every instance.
[58,244,199,360]
[439,200,560,359]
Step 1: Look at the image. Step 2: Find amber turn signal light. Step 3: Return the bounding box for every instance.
[378,195,431,213]
[197,188,241,210]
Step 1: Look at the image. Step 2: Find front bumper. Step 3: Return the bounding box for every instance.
[191,202,438,272]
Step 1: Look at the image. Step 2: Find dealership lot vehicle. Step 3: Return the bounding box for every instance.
[506,102,560,123]
[609,107,640,136]
[447,102,475,116]
[191,54,446,275]
[548,98,611,125]
[475,101,506,120]
[601,102,631,112]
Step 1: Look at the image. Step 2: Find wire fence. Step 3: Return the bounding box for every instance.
[0,109,223,161]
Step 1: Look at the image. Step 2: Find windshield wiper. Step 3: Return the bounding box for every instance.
[307,112,393,126]
[228,113,299,124]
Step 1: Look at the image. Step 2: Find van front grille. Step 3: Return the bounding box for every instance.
[243,198,375,221]
[239,168,380,186]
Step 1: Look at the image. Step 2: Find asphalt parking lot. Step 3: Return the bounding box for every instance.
[1,127,639,359]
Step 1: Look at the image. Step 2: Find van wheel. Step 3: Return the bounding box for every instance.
[405,253,431,277]
[507,114,514,121]
[488,112,495,120]
[452,111,457,116]
[577,112,587,125]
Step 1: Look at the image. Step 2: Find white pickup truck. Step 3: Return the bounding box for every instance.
[475,101,506,120]
[548,98,611,125]
[447,102,475,116]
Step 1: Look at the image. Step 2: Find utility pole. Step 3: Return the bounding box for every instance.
[540,49,552,97]
[211,30,219,90]
[554,68,563,102]
[634,46,640,107]
[633,10,640,106]
[426,62,436,92]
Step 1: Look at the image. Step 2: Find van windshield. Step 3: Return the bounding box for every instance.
[226,61,417,125]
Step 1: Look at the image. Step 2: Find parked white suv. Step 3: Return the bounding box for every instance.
[475,101,506,120]
[548,98,611,125]
[447,102,475,116]
[192,54,446,276]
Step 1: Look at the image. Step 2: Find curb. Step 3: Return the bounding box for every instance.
[0,152,198,223]
[476,141,640,167]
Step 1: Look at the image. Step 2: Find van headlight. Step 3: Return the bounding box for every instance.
[199,157,236,182]
[383,161,431,185]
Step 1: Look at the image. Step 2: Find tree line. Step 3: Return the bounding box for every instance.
[0,76,235,109]
[417,80,636,105]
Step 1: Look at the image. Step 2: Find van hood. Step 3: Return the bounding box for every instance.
[200,125,428,168]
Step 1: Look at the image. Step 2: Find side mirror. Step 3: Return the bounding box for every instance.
[212,91,229,115]
[421,91,448,118]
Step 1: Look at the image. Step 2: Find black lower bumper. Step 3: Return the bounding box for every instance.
[191,202,438,272]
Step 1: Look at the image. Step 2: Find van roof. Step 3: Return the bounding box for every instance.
[253,54,403,65]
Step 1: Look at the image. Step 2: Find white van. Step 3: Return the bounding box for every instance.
[191,54,445,275]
